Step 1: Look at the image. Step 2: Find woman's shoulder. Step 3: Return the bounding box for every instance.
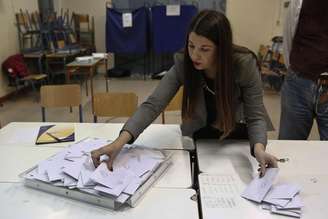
[174,51,184,67]
[173,51,185,75]
[232,46,257,66]
[232,46,260,83]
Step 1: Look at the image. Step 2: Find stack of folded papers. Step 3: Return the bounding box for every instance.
[241,168,303,218]
[75,56,94,63]
[24,138,167,205]
[92,53,108,59]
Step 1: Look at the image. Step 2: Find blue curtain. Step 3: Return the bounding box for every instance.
[106,7,149,54]
[151,5,197,54]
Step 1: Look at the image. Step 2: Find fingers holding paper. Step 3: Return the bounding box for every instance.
[91,143,121,171]
[254,143,278,177]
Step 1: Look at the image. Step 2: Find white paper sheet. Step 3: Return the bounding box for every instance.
[122,13,133,28]
[277,195,304,209]
[199,173,245,219]
[166,5,181,16]
[271,205,301,218]
[267,183,301,199]
[241,168,279,203]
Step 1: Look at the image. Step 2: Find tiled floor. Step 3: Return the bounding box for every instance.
[0,73,319,140]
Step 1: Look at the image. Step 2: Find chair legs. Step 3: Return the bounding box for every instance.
[42,106,83,122]
[161,112,165,124]
[79,104,83,123]
[105,76,109,92]
[41,107,46,122]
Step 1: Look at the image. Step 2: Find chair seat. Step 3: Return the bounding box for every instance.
[22,74,47,81]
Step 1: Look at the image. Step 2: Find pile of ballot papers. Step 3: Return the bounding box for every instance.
[241,168,303,218]
[75,56,94,63]
[23,137,168,205]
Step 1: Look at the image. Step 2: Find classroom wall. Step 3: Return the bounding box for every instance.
[60,0,108,53]
[226,0,284,53]
[0,0,39,98]
[0,0,285,98]
[60,0,284,54]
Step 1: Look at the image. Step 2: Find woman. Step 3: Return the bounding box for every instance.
[91,10,277,176]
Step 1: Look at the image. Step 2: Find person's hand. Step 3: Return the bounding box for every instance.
[254,143,278,177]
[91,130,132,171]
[91,142,123,171]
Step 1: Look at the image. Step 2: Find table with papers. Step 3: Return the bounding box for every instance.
[21,137,173,208]
[196,139,328,219]
[0,122,194,218]
[0,122,183,150]
[0,183,198,219]
[0,147,191,189]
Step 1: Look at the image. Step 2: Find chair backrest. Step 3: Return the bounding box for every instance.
[162,87,183,124]
[41,84,81,107]
[93,92,138,122]
[40,84,82,122]
[73,13,91,31]
[166,87,183,111]
[30,11,40,31]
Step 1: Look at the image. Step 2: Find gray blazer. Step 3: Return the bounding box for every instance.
[122,51,274,154]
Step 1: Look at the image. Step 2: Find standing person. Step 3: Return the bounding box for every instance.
[92,10,277,176]
[279,0,328,140]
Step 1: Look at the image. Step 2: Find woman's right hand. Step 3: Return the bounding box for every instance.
[91,130,133,171]
[91,142,123,171]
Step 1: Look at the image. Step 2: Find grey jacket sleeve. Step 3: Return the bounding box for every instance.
[238,54,267,155]
[121,64,183,142]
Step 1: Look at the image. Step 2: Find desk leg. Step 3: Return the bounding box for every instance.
[105,58,109,92]
[45,58,51,83]
[64,56,67,83]
[85,75,89,96]
[90,66,94,113]
[106,77,109,92]
[66,67,71,84]
[38,56,43,74]
[66,67,73,113]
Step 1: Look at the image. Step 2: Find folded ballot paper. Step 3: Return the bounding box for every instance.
[241,168,304,218]
[22,137,171,209]
[76,56,94,63]
[92,53,108,59]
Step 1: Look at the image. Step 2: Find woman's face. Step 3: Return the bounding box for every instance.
[188,32,217,71]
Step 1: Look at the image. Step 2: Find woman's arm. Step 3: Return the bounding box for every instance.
[122,63,183,143]
[238,53,267,155]
[238,53,278,176]
[91,59,183,169]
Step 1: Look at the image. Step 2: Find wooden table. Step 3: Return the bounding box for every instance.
[196,139,328,219]
[45,50,82,82]
[66,57,108,112]
[0,183,198,219]
[0,122,196,218]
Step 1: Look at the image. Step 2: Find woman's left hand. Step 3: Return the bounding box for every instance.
[254,143,278,177]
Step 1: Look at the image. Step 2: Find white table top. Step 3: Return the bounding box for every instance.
[196,140,257,183]
[197,139,328,179]
[0,183,198,219]
[197,139,328,219]
[0,146,192,189]
[155,150,192,188]
[198,172,328,219]
[0,122,183,150]
[0,146,62,183]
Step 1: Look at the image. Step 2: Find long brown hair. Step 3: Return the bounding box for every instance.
[182,10,235,137]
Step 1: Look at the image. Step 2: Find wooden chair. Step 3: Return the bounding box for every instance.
[161,87,183,124]
[93,92,138,123]
[72,13,95,52]
[40,84,83,122]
